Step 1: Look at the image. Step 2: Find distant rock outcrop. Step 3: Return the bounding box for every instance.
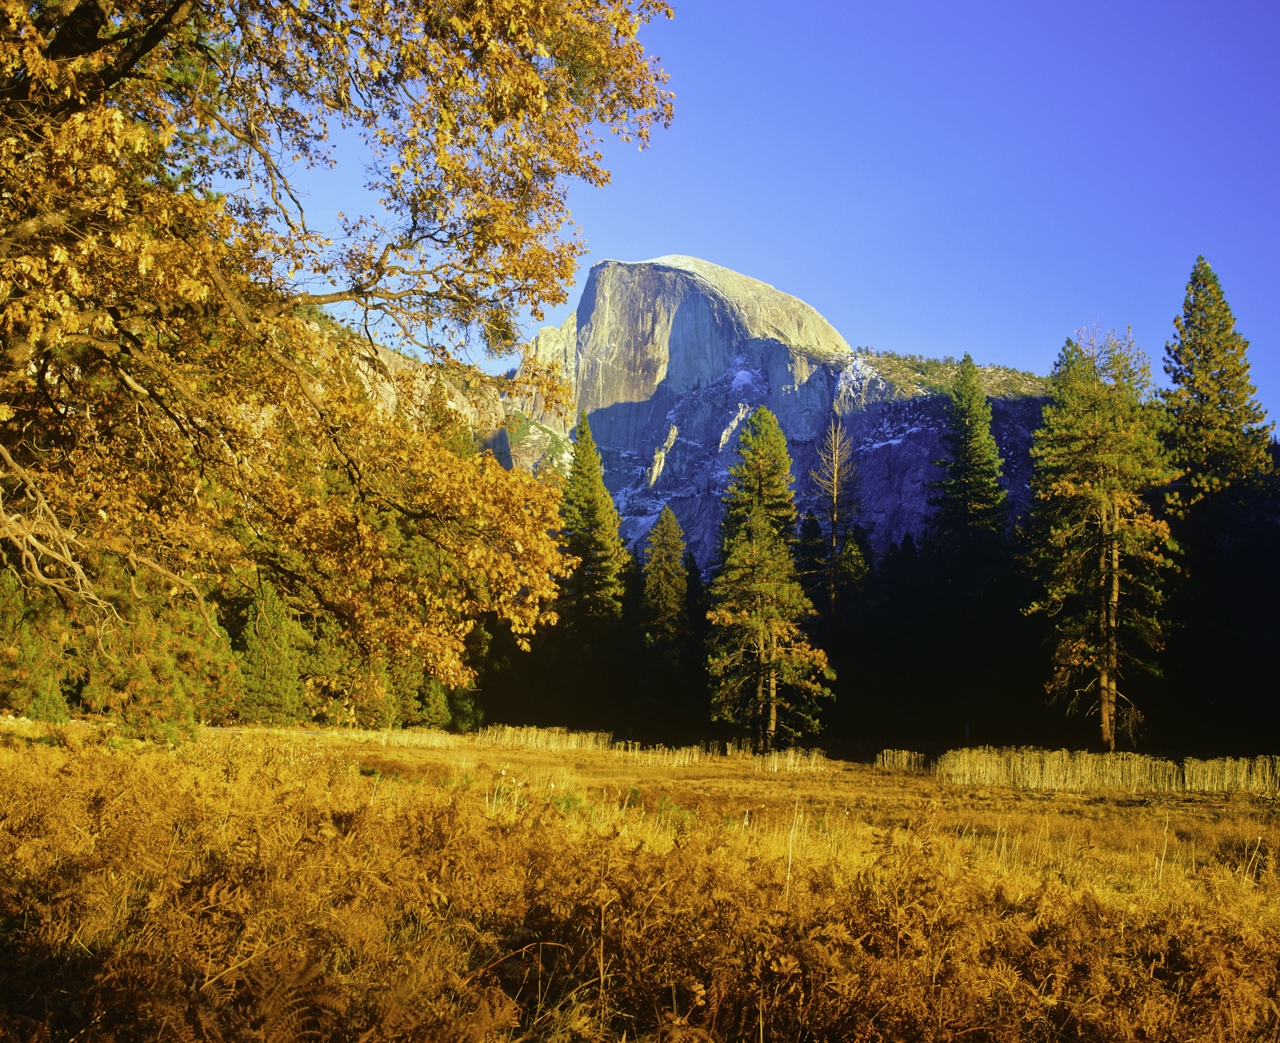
[514,256,1045,565]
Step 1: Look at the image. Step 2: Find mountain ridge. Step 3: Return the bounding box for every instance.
[513,256,1047,564]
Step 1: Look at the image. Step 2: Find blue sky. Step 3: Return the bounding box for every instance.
[303,1,1280,411]
[541,0,1280,409]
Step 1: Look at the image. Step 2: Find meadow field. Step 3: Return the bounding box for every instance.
[3,721,1280,1042]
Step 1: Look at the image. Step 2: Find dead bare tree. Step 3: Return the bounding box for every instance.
[808,419,860,613]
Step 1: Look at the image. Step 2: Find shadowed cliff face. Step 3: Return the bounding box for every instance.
[519,256,1044,566]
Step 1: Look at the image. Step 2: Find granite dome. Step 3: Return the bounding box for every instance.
[513,257,1043,566]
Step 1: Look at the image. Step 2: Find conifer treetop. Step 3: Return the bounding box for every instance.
[720,406,798,557]
[560,412,629,622]
[927,353,1008,550]
[642,504,688,646]
[1163,257,1273,507]
[1035,333,1173,503]
[237,582,306,726]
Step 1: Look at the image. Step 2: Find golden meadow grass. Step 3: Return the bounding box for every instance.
[4,720,1280,1041]
[933,746,1280,798]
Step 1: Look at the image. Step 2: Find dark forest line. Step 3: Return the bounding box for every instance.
[482,258,1280,760]
[3,259,1276,760]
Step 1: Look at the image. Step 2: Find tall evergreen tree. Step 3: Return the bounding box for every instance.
[795,510,827,605]
[1028,331,1177,750]
[917,354,1029,747]
[707,508,833,751]
[642,505,689,647]
[682,548,710,650]
[1156,260,1277,753]
[237,582,307,725]
[1163,257,1273,510]
[560,412,629,623]
[416,677,454,729]
[719,407,798,557]
[927,354,1008,554]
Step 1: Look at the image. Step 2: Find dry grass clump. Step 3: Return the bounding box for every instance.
[936,745,1280,797]
[1183,755,1280,796]
[935,747,1184,794]
[231,723,617,753]
[250,724,830,775]
[875,748,927,772]
[4,726,1280,1041]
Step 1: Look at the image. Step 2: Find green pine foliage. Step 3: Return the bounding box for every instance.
[895,356,1029,747]
[236,582,307,726]
[642,505,689,647]
[833,537,870,597]
[682,548,711,660]
[560,412,629,623]
[0,566,239,740]
[1028,331,1177,751]
[710,408,834,751]
[356,661,401,730]
[416,678,453,729]
[1163,257,1273,510]
[719,407,798,556]
[927,353,1008,553]
[796,510,826,602]
[80,597,238,743]
[1156,261,1278,752]
[0,570,74,724]
[446,686,485,732]
[707,509,833,751]
[632,508,706,740]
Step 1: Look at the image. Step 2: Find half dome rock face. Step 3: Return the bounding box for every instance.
[519,256,1044,566]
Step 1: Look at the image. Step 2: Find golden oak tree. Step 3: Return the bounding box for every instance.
[0,0,672,717]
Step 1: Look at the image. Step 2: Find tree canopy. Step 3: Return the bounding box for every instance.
[1163,257,1273,510]
[559,412,628,624]
[707,508,831,752]
[1028,331,1176,750]
[642,504,688,647]
[0,0,671,722]
[927,353,1008,556]
[719,406,797,557]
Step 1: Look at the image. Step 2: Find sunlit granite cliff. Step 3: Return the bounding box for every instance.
[513,255,1045,565]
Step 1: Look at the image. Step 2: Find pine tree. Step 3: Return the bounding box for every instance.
[642,505,688,647]
[1163,257,1273,511]
[237,582,307,725]
[920,355,1023,746]
[418,677,453,728]
[1028,331,1177,750]
[719,406,798,557]
[0,571,73,724]
[682,548,710,650]
[834,537,870,597]
[795,510,826,603]
[1157,260,1276,752]
[927,354,1008,554]
[81,594,239,741]
[707,508,833,751]
[560,412,629,623]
